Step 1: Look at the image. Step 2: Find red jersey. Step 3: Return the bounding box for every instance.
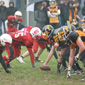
[8,26,38,64]
[38,34,52,49]
[8,26,37,47]
[6,16,23,33]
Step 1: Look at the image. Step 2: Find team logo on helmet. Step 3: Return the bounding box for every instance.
[42,25,54,39]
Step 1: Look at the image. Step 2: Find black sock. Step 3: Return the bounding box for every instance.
[21,56,24,59]
[62,59,67,67]
[57,62,61,68]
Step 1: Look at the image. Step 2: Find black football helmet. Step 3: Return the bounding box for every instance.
[58,26,72,40]
[42,25,54,39]
[68,25,76,31]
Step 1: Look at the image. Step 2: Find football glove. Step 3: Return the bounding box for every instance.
[5,69,11,73]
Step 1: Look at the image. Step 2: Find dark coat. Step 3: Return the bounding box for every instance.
[82,6,85,16]
[7,7,17,18]
[0,6,7,21]
[60,3,69,21]
[34,9,47,30]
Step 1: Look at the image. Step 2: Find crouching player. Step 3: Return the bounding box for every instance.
[2,26,42,68]
[0,34,12,73]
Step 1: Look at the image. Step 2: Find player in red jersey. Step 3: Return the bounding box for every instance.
[4,11,23,68]
[3,26,42,68]
[5,11,23,33]
[0,34,12,73]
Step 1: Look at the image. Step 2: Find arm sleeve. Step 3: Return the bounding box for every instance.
[27,48,34,64]
[52,9,61,16]
[8,16,15,22]
[0,54,8,71]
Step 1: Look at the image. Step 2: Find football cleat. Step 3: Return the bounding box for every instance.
[67,70,71,79]
[34,57,43,62]
[70,71,78,76]
[56,67,61,74]
[17,56,25,64]
[67,73,71,79]
[32,64,36,68]
[5,69,11,73]
[60,66,68,72]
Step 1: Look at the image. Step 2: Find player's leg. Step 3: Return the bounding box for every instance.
[17,51,29,63]
[5,45,21,67]
[0,54,11,73]
[35,47,44,62]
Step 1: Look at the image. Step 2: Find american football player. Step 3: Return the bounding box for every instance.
[5,11,23,33]
[0,34,12,73]
[3,26,42,68]
[64,27,85,78]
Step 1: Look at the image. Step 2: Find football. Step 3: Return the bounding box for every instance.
[40,65,51,71]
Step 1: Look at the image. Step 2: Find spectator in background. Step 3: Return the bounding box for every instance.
[82,1,85,16]
[69,0,80,27]
[42,1,49,25]
[34,3,47,30]
[47,0,61,29]
[7,1,17,18]
[0,1,7,35]
[60,0,69,26]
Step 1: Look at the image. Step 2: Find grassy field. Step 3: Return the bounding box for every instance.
[0,46,85,85]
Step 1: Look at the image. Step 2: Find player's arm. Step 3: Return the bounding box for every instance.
[43,45,55,65]
[76,37,85,56]
[0,54,11,73]
[27,47,34,64]
[43,43,59,65]
[52,9,61,16]
[67,48,76,78]
[5,20,8,32]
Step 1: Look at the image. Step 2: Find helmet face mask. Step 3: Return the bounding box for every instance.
[30,27,41,40]
[58,26,72,41]
[52,29,59,43]
[42,25,54,39]
[58,31,65,41]
[63,26,72,39]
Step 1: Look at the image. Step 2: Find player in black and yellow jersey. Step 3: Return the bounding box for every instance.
[47,0,61,29]
[58,25,85,78]
[53,25,82,73]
